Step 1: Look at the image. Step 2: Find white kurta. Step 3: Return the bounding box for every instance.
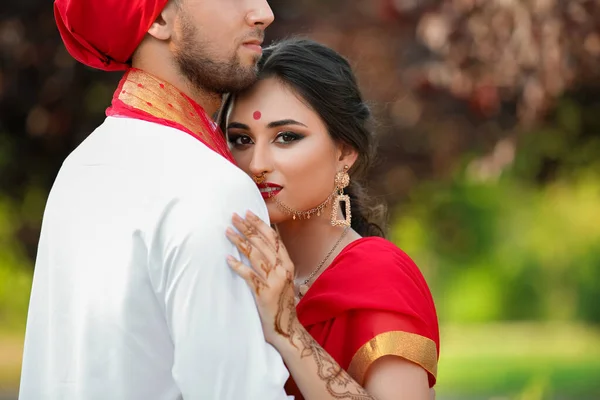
[19,117,290,399]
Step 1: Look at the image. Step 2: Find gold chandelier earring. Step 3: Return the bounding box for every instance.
[331,165,351,227]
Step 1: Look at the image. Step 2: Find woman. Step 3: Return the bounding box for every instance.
[221,38,439,400]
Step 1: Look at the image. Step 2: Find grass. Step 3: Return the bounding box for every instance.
[436,323,600,399]
[1,323,600,398]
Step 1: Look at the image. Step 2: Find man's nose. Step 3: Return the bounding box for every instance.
[245,0,275,29]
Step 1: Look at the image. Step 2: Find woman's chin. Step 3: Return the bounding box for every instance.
[264,203,289,225]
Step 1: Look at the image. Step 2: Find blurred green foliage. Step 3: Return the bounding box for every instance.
[0,198,33,332]
[393,93,600,326]
[394,171,600,325]
[0,182,46,332]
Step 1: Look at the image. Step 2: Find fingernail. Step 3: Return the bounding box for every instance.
[246,210,258,221]
[232,213,242,222]
[225,227,235,236]
[226,255,236,264]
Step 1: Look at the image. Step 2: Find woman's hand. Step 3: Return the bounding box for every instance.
[225,211,301,348]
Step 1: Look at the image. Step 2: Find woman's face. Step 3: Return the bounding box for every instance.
[226,77,356,224]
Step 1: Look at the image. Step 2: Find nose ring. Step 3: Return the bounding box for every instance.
[253,172,266,184]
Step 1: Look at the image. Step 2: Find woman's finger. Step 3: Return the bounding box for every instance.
[226,227,275,279]
[226,256,270,296]
[245,211,282,251]
[231,214,278,266]
[245,211,294,269]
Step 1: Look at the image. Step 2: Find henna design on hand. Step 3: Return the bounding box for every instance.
[244,217,279,254]
[242,219,260,238]
[259,260,273,278]
[241,214,371,398]
[273,270,299,348]
[248,211,261,222]
[294,322,374,399]
[273,229,282,255]
[239,238,253,259]
[273,230,288,259]
[250,274,268,296]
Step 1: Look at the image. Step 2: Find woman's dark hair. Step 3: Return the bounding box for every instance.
[221,37,387,237]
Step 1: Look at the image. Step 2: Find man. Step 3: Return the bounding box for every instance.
[19,0,291,399]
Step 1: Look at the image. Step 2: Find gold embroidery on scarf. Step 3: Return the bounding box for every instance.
[117,69,217,149]
[347,330,438,385]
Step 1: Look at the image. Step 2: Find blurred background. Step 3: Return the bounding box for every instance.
[1,0,599,399]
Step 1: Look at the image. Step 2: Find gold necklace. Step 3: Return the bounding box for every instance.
[296,226,350,299]
[273,189,336,220]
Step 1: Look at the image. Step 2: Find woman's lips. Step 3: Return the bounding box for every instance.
[257,182,282,199]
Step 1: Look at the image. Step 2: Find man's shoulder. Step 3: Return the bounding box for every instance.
[89,116,252,190]
[174,167,263,217]
[151,167,267,251]
[65,116,266,220]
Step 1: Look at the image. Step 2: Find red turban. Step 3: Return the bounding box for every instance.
[54,0,170,71]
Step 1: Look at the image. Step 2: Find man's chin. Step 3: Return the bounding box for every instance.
[223,63,259,93]
[238,54,261,70]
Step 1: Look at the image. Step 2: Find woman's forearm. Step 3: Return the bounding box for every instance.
[272,319,375,400]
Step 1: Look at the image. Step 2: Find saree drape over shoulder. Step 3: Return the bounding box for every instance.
[296,237,439,389]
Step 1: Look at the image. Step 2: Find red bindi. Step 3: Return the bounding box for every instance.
[253,111,262,120]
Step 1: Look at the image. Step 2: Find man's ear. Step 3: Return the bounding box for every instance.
[147,1,179,41]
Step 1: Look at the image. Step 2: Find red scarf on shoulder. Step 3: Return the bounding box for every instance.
[287,237,439,398]
[106,68,235,164]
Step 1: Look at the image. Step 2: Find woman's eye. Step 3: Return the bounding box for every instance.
[275,131,304,144]
[229,135,253,146]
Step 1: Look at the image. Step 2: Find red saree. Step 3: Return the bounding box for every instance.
[290,237,439,396]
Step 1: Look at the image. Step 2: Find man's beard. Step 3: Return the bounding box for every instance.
[174,18,261,95]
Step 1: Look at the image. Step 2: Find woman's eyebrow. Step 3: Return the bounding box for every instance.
[227,122,250,130]
[266,119,308,128]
